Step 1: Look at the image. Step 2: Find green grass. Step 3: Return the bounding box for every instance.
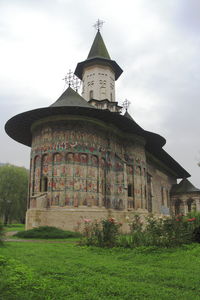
[1,242,200,299]
[4,223,25,232]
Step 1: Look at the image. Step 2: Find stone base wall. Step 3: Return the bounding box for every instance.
[26,208,150,233]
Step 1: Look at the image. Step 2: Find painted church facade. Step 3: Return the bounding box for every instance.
[5,26,200,231]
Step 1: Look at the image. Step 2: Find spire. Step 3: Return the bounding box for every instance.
[74,28,123,80]
[87,30,111,60]
[74,23,123,105]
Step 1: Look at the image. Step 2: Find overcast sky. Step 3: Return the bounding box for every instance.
[1,0,200,186]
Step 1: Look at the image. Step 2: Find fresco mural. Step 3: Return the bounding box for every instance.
[30,120,154,211]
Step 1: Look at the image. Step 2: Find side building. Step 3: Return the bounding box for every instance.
[5,27,200,231]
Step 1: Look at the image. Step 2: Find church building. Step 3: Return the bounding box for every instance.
[5,23,200,231]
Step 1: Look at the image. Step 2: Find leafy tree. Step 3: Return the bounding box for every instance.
[0,164,28,225]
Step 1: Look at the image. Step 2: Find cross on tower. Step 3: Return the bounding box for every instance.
[93,19,104,31]
[72,74,81,92]
[122,99,131,111]
[63,69,81,92]
[63,69,73,87]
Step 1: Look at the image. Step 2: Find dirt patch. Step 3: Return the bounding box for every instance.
[3,238,77,243]
[5,231,19,236]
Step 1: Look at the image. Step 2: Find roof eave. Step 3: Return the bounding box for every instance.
[74,57,123,80]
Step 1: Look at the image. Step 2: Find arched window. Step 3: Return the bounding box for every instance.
[187,199,193,212]
[128,184,133,197]
[147,173,152,212]
[33,156,40,195]
[161,187,164,206]
[89,90,93,100]
[175,199,182,215]
[41,176,48,192]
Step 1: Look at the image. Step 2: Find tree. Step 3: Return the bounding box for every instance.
[0,164,29,225]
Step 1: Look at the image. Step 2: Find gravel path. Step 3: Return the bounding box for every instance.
[3,238,77,243]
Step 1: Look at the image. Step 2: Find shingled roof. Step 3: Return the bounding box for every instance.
[171,178,200,195]
[50,86,94,108]
[124,110,134,121]
[87,30,111,60]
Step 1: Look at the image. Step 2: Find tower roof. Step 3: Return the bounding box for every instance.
[50,86,94,108]
[75,31,123,80]
[87,30,111,60]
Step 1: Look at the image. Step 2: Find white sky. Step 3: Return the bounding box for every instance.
[1,0,200,186]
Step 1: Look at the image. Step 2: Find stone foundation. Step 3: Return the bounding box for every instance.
[26,207,150,233]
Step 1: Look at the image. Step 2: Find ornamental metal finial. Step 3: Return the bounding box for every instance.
[72,74,81,92]
[62,69,81,92]
[93,19,104,31]
[122,99,131,111]
[62,69,73,87]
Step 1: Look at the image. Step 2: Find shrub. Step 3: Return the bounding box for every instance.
[81,217,122,247]
[14,226,81,239]
[193,226,200,242]
[121,213,200,248]
[82,213,200,248]
[126,214,145,247]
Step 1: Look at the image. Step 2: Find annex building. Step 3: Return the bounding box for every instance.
[5,24,200,231]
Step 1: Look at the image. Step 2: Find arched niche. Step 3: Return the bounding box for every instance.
[174,199,183,215]
[32,155,41,195]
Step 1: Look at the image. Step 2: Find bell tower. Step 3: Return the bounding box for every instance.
[74,20,123,112]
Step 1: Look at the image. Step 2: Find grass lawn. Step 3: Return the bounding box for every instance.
[4,223,25,232]
[1,242,200,299]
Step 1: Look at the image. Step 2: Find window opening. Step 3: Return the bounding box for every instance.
[128,184,132,197]
[89,90,93,99]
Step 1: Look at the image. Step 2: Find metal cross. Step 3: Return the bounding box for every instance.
[63,70,81,92]
[122,99,131,111]
[93,19,104,31]
[62,69,73,87]
[72,74,81,92]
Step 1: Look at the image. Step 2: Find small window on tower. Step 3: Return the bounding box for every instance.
[110,93,113,101]
[89,90,93,99]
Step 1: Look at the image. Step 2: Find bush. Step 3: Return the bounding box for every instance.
[123,213,200,248]
[193,226,200,242]
[14,226,81,239]
[81,217,122,247]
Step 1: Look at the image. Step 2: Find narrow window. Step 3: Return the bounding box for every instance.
[89,90,93,100]
[161,187,164,205]
[187,199,193,212]
[43,177,48,192]
[128,184,132,197]
[175,199,181,215]
[41,176,48,192]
